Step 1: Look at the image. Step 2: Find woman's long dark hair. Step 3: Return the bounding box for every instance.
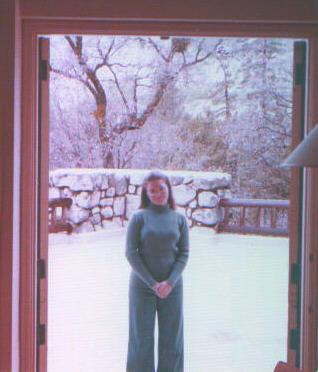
[139,171,176,209]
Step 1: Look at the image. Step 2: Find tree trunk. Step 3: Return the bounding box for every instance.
[101,142,115,168]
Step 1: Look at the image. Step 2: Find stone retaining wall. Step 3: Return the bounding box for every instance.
[49,169,232,233]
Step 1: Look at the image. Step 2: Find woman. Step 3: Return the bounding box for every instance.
[126,171,189,372]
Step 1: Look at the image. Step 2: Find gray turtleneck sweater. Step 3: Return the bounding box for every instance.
[126,203,189,288]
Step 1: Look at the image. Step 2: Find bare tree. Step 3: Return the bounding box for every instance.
[213,39,235,120]
[50,36,213,167]
[50,36,293,199]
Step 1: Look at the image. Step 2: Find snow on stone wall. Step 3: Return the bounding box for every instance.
[49,169,231,233]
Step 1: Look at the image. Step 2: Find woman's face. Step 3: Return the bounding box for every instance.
[146,179,169,206]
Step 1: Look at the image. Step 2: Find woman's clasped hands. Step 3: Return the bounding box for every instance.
[152,281,172,299]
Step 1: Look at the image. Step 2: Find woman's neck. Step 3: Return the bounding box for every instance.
[148,203,170,213]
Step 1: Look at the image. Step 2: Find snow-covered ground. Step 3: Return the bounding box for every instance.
[48,227,288,372]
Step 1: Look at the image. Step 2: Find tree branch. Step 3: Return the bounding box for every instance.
[50,65,97,97]
[146,38,171,62]
[107,65,129,112]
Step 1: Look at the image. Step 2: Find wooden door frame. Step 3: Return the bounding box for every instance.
[301,33,318,371]
[20,19,318,372]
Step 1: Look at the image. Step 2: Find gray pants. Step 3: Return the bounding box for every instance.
[127,274,184,372]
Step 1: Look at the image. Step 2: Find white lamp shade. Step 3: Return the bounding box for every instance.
[281,124,318,167]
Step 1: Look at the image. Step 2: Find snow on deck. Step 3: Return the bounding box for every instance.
[48,227,288,372]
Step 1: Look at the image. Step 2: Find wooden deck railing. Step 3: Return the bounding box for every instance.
[48,196,289,236]
[218,198,290,236]
[48,197,73,234]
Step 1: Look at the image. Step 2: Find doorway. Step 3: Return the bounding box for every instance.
[19,20,318,372]
[46,34,296,372]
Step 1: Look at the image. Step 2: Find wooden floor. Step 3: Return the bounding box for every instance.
[48,227,289,372]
